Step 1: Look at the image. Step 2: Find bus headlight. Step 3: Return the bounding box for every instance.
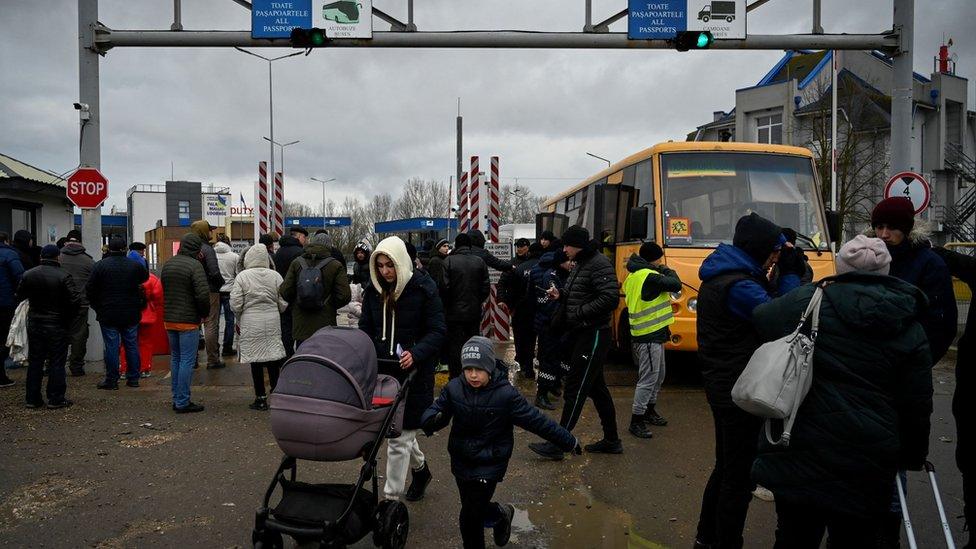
[669,291,682,301]
[687,298,698,312]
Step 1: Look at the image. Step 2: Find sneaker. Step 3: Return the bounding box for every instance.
[125,379,140,388]
[404,462,432,502]
[0,378,14,388]
[493,503,515,546]
[752,486,775,502]
[47,399,73,409]
[175,402,205,413]
[206,362,226,370]
[141,372,151,378]
[528,441,565,461]
[221,348,236,357]
[248,397,268,411]
[584,439,624,454]
[534,392,556,411]
[25,400,44,409]
[96,380,119,390]
[628,418,654,439]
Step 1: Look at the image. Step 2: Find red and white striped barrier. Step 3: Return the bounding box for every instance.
[256,162,269,240]
[469,156,480,230]
[273,171,284,237]
[458,171,469,234]
[489,156,500,242]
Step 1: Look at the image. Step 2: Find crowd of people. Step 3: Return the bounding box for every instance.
[1,193,973,548]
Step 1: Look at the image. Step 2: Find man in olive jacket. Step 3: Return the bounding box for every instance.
[529,225,622,460]
[59,230,93,376]
[279,232,351,346]
[161,233,211,413]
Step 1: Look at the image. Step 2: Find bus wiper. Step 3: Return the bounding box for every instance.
[794,232,824,257]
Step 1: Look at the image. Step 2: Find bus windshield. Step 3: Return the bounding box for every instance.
[661,152,827,250]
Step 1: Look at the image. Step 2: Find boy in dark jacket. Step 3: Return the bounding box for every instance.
[530,249,572,409]
[622,242,681,438]
[422,336,580,549]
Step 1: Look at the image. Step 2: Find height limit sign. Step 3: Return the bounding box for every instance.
[884,171,931,215]
[629,0,746,40]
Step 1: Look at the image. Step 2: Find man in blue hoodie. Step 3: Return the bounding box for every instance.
[694,213,805,549]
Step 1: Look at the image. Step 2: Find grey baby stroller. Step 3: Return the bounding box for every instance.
[253,327,413,549]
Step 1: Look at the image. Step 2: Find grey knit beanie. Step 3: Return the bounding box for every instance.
[836,235,891,275]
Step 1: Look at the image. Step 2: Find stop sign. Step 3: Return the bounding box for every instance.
[66,167,109,209]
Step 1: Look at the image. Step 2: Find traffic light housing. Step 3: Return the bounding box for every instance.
[674,31,714,51]
[290,27,328,48]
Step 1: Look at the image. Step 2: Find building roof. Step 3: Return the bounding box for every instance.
[0,152,66,188]
[375,217,459,234]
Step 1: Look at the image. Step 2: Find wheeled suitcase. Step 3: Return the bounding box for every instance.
[896,461,957,549]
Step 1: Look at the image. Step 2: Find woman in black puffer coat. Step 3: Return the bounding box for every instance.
[359,235,446,502]
[750,236,933,548]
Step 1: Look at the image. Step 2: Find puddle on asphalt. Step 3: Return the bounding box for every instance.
[512,485,667,548]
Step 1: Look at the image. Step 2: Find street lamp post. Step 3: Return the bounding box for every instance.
[586,152,611,168]
[263,137,300,180]
[310,177,336,230]
[235,47,302,229]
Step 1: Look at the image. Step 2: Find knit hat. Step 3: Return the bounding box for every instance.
[434,238,449,250]
[871,197,915,234]
[404,241,418,263]
[108,235,127,252]
[540,231,556,242]
[460,336,496,376]
[454,233,472,248]
[310,232,332,247]
[835,235,892,275]
[515,238,531,248]
[258,233,275,246]
[66,229,82,243]
[127,250,148,269]
[639,241,664,262]
[732,213,785,265]
[129,241,147,251]
[561,225,590,249]
[40,244,60,259]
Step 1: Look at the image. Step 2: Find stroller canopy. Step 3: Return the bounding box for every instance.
[287,327,378,408]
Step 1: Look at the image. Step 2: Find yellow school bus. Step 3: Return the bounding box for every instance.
[540,141,836,353]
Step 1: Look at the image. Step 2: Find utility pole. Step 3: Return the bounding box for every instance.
[890,0,914,174]
[78,0,103,361]
[456,98,462,214]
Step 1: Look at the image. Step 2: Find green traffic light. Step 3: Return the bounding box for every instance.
[696,32,711,48]
[310,30,326,46]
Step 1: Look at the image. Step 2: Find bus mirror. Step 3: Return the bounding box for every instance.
[629,207,649,240]
[825,210,842,244]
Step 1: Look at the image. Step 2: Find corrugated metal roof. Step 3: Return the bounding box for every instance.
[0,152,66,187]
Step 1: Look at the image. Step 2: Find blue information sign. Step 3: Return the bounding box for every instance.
[628,0,687,39]
[251,0,312,39]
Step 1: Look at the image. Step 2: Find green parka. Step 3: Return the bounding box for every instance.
[279,242,352,341]
[161,234,212,325]
[750,272,933,518]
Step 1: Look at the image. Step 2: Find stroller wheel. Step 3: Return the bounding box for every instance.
[373,500,409,549]
[252,529,283,549]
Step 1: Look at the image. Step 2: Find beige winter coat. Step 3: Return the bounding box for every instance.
[230,245,288,364]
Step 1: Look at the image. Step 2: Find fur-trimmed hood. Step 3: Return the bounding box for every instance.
[862,221,934,247]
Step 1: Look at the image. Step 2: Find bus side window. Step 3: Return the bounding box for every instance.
[634,160,655,240]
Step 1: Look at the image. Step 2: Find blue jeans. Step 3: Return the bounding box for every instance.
[220,293,235,351]
[101,325,140,384]
[168,329,199,409]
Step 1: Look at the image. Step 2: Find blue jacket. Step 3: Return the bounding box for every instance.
[887,239,957,364]
[0,243,25,308]
[698,243,800,320]
[530,252,568,333]
[422,362,576,481]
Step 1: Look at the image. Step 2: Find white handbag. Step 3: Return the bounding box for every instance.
[731,284,824,447]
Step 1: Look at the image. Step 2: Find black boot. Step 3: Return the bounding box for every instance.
[584,438,624,454]
[628,415,653,439]
[644,404,668,426]
[404,462,432,502]
[878,511,902,548]
[534,390,556,410]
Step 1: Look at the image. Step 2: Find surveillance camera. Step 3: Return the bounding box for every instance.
[73,102,90,111]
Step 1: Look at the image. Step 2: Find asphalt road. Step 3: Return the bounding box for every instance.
[0,351,966,548]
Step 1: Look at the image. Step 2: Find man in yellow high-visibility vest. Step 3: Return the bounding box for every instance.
[622,242,681,439]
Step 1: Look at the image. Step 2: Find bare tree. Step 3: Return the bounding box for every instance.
[393,178,450,219]
[499,183,549,225]
[801,72,889,237]
[282,200,314,217]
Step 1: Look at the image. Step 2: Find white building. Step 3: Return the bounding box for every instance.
[689,47,975,241]
[0,152,74,245]
[126,180,231,244]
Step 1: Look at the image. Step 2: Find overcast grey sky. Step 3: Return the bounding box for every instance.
[1,0,972,214]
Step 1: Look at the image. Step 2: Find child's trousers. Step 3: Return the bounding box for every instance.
[384,429,425,499]
[456,477,504,549]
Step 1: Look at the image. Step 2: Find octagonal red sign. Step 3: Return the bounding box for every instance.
[66,167,109,209]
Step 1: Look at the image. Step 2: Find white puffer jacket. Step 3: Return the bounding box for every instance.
[230,245,287,364]
[215,241,240,293]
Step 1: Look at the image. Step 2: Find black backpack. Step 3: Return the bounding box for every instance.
[295,257,334,311]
